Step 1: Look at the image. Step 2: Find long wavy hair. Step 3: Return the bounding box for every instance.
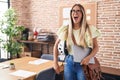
[67,4,92,48]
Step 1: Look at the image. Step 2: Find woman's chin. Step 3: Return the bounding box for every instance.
[73,19,80,23]
[73,21,80,24]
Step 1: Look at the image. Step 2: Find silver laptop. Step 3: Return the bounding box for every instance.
[72,45,95,64]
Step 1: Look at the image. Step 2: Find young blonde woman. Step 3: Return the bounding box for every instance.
[53,4,100,80]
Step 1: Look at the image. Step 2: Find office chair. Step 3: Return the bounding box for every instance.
[40,54,64,80]
[36,68,56,80]
[41,54,54,60]
[40,54,60,61]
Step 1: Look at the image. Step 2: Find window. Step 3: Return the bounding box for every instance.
[0,0,9,58]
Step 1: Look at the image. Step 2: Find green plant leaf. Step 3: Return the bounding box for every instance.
[0,8,25,58]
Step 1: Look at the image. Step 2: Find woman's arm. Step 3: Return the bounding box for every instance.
[53,38,60,74]
[81,38,99,65]
[89,38,99,57]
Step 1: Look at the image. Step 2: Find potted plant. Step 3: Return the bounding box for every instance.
[0,8,25,59]
[9,62,15,70]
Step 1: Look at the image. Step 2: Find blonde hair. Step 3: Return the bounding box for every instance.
[67,4,93,48]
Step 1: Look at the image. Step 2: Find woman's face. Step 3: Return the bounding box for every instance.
[71,5,82,24]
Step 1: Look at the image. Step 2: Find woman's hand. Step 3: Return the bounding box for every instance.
[81,56,91,65]
[81,38,99,65]
[53,62,60,74]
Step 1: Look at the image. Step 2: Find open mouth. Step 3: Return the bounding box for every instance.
[74,16,79,21]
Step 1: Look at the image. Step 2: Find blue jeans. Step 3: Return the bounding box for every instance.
[64,55,86,80]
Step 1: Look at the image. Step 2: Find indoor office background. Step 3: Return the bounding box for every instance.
[0,0,120,79]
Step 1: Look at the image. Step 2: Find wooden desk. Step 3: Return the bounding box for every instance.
[101,66,120,76]
[0,57,63,80]
[19,40,55,56]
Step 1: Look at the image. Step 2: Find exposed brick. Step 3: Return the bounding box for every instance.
[11,0,120,69]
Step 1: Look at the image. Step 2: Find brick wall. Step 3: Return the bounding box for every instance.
[11,0,120,69]
[97,0,120,69]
